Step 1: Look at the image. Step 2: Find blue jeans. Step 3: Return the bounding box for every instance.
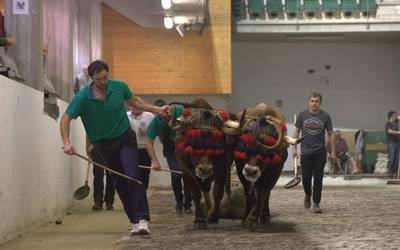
[163,146,192,209]
[94,129,150,223]
[387,142,399,176]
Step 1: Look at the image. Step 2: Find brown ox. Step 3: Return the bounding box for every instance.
[169,99,232,229]
[226,103,300,228]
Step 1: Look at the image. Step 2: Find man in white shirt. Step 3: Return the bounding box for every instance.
[127,107,155,166]
[126,106,154,234]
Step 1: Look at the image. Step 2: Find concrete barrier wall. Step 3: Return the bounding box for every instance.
[0,76,87,244]
[0,76,187,245]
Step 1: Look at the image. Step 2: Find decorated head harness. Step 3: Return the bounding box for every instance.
[233,116,288,165]
[173,107,230,156]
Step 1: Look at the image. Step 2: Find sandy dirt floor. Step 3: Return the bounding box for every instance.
[2,184,400,250]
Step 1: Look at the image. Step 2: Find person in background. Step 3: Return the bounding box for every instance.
[126,106,154,234]
[127,106,154,169]
[61,60,167,235]
[327,130,349,174]
[75,63,110,211]
[74,64,90,94]
[292,92,336,214]
[353,129,364,174]
[385,111,400,177]
[146,99,192,214]
[86,141,115,211]
[0,37,14,47]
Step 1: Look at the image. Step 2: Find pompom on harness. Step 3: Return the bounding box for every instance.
[233,117,287,165]
[175,108,230,156]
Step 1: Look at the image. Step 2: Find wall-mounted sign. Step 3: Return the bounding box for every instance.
[13,0,29,15]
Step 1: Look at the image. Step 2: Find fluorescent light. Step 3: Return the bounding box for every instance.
[163,16,174,29]
[161,0,172,10]
[173,16,188,24]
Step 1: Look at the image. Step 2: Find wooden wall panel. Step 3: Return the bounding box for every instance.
[102,1,231,94]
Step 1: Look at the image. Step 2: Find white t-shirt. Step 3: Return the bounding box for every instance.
[127,111,155,149]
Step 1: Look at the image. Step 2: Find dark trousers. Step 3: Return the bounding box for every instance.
[387,143,399,176]
[138,148,151,189]
[301,149,327,204]
[94,129,150,223]
[163,146,192,208]
[338,153,348,172]
[91,149,115,204]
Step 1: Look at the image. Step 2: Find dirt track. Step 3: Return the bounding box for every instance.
[118,185,400,250]
[2,184,400,250]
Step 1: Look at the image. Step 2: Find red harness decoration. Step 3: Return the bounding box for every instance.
[176,128,225,156]
[233,133,283,165]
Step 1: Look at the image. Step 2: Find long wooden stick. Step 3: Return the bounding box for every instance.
[137,165,183,174]
[73,152,142,185]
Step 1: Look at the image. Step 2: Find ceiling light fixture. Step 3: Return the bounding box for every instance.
[161,0,172,10]
[163,16,174,29]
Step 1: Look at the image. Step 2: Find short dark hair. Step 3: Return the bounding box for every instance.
[87,60,109,78]
[388,111,397,119]
[154,99,167,107]
[309,92,322,103]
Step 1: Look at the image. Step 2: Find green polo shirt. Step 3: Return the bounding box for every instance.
[147,105,183,141]
[66,79,133,142]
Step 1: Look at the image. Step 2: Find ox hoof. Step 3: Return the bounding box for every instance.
[194,219,208,229]
[259,215,271,224]
[207,216,219,224]
[241,217,257,230]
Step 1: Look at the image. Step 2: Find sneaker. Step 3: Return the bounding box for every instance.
[304,195,311,209]
[130,223,139,235]
[92,201,103,211]
[313,203,322,214]
[184,207,193,214]
[105,202,114,210]
[138,220,150,235]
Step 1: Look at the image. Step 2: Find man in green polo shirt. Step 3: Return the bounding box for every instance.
[146,100,192,214]
[60,60,166,235]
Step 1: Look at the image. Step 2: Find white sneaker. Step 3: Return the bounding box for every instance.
[138,220,150,235]
[130,223,139,235]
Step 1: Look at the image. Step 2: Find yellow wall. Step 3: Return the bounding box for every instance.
[102,1,231,94]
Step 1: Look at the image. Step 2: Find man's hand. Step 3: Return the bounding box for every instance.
[158,105,168,117]
[63,142,75,155]
[152,161,162,171]
[330,153,338,161]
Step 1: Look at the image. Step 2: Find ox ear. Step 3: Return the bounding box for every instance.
[239,108,247,130]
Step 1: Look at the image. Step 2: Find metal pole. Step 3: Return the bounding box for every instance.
[73,152,142,185]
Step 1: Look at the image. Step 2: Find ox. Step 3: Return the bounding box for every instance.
[226,103,301,227]
[169,99,233,229]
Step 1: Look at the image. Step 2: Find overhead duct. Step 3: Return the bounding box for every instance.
[162,0,208,37]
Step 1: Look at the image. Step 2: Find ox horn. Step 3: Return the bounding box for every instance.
[265,115,305,146]
[223,119,240,135]
[256,116,283,149]
[224,120,239,129]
